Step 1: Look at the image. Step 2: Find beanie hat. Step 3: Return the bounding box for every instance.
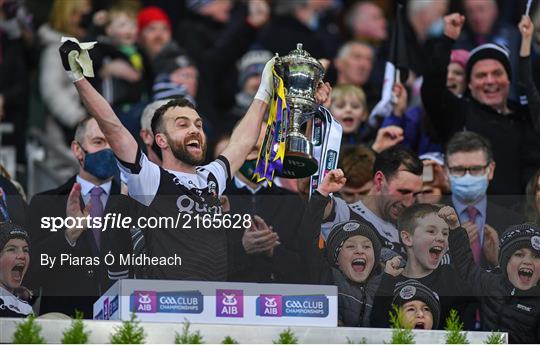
[326,220,382,266]
[392,279,441,329]
[499,223,540,274]
[450,49,470,70]
[153,42,195,77]
[137,6,171,33]
[0,222,29,251]
[152,74,196,105]
[466,43,511,83]
[237,50,273,89]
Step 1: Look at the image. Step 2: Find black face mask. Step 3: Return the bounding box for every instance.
[151,140,163,161]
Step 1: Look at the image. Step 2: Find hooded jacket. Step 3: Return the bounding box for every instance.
[298,192,381,327]
[449,228,540,343]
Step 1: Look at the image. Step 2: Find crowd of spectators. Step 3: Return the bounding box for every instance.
[0,0,540,342]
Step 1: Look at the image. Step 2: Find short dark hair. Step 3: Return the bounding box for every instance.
[338,144,375,188]
[373,146,422,180]
[445,131,493,164]
[398,203,442,235]
[150,97,196,135]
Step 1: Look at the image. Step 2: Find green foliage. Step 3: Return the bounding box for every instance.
[388,305,415,344]
[12,314,45,344]
[444,309,469,344]
[484,331,505,344]
[62,310,90,344]
[346,336,367,344]
[221,335,239,344]
[273,328,298,344]
[175,320,204,344]
[109,313,146,344]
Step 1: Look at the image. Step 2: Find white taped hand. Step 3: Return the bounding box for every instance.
[254,56,276,104]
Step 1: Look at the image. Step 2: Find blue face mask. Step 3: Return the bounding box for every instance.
[449,173,489,203]
[80,146,118,180]
[427,18,444,38]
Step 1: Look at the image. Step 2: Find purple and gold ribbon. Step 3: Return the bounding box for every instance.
[253,68,288,185]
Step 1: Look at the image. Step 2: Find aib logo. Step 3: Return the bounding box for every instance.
[216,289,243,317]
[256,294,283,317]
[131,291,157,313]
[103,298,110,319]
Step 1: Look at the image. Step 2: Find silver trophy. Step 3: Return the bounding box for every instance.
[274,43,325,178]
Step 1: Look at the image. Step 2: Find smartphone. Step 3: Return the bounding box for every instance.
[422,164,434,182]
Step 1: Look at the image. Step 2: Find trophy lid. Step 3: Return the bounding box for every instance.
[278,43,324,76]
[289,43,310,57]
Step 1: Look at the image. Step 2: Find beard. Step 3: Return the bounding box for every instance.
[165,132,207,166]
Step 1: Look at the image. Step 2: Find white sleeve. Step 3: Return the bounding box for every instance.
[116,151,160,206]
[201,155,231,196]
[321,196,350,240]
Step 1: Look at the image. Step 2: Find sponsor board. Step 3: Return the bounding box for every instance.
[130,290,203,314]
[256,294,328,318]
[94,280,337,326]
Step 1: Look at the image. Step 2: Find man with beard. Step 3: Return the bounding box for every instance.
[58,39,330,281]
[320,146,423,258]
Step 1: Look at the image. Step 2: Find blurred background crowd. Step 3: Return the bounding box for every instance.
[1,0,539,200]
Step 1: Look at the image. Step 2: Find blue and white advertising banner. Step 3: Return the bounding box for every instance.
[93,279,337,327]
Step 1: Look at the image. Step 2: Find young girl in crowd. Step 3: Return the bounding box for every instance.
[442,205,540,343]
[329,85,371,145]
[0,222,33,317]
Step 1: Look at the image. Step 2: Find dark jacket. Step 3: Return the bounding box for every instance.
[298,192,381,327]
[422,35,540,194]
[225,177,307,283]
[26,176,135,317]
[175,4,262,131]
[449,228,540,343]
[256,15,334,59]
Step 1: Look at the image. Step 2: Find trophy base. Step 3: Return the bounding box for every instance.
[276,133,318,178]
[279,154,319,178]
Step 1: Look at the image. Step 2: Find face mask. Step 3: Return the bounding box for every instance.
[81,147,118,180]
[239,159,257,180]
[427,18,444,38]
[449,173,489,203]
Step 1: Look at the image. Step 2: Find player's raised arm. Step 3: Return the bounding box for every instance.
[58,40,138,164]
[220,57,274,175]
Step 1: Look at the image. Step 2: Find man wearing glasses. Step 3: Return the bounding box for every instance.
[445,131,524,269]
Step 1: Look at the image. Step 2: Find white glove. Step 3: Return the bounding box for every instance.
[254,56,276,104]
[59,37,97,82]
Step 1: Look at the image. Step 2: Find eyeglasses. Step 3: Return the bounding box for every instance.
[447,163,490,177]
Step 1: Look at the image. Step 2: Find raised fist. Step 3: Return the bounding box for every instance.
[438,205,460,230]
[317,169,346,196]
[58,39,85,82]
[443,13,465,40]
